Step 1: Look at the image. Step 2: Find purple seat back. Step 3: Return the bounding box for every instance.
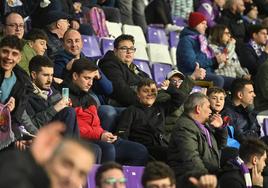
[172,16,187,27]
[147,26,168,46]
[87,164,100,188]
[133,60,152,78]
[152,63,172,86]
[169,31,180,48]
[263,118,268,136]
[82,35,102,59]
[101,38,114,55]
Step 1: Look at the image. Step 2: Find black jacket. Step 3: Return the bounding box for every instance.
[219,161,262,188]
[98,50,149,107]
[116,85,184,147]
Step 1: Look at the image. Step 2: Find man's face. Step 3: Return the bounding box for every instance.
[208,92,225,113]
[0,46,21,73]
[72,70,98,92]
[46,141,94,188]
[145,177,175,188]
[169,75,183,88]
[198,98,212,123]
[99,168,126,188]
[63,30,83,57]
[114,40,135,65]
[137,84,158,107]
[3,13,24,39]
[256,152,267,173]
[253,29,268,45]
[195,20,207,35]
[235,0,245,14]
[30,39,47,55]
[247,6,258,20]
[239,84,256,107]
[31,67,53,90]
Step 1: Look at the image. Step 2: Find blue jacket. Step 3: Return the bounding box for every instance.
[176,27,216,74]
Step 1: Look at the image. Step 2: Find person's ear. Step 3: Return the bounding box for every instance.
[31,71,37,81]
[195,105,201,114]
[72,72,78,81]
[28,41,34,48]
[252,155,258,165]
[237,91,243,99]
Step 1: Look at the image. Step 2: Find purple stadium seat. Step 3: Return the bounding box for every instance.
[169,31,180,48]
[152,63,172,86]
[123,166,144,188]
[133,60,152,78]
[87,164,100,188]
[100,38,114,55]
[172,16,187,27]
[263,118,268,136]
[147,26,168,46]
[81,35,102,60]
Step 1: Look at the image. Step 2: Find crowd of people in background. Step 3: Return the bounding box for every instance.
[1,0,268,188]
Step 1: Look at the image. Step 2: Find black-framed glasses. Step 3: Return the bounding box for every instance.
[5,23,24,29]
[102,177,127,185]
[118,46,136,53]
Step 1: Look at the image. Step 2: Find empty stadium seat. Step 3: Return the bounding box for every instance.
[82,35,102,60]
[169,31,180,48]
[172,16,187,27]
[151,63,172,85]
[134,43,149,61]
[87,164,100,188]
[100,38,114,55]
[133,60,152,78]
[106,21,122,38]
[147,43,173,65]
[122,24,147,46]
[147,26,168,46]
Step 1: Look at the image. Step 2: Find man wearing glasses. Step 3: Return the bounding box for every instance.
[99,34,149,107]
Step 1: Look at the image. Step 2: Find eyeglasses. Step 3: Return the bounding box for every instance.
[170,79,183,84]
[5,23,24,29]
[102,177,127,185]
[118,46,136,53]
[146,184,173,188]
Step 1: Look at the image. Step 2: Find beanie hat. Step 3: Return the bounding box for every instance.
[188,12,206,28]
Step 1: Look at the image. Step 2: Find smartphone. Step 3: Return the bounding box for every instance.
[62,88,69,102]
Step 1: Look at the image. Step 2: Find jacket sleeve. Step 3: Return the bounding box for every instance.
[99,60,139,106]
[75,106,104,140]
[53,54,69,79]
[213,127,228,149]
[92,70,113,95]
[219,176,244,188]
[115,108,134,139]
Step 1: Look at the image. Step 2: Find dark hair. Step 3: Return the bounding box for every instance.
[184,92,208,114]
[25,28,48,42]
[0,35,23,51]
[210,24,230,45]
[29,55,54,74]
[239,138,267,163]
[2,11,23,25]
[249,24,267,38]
[230,78,253,99]
[137,78,156,91]
[63,28,81,40]
[142,161,176,186]
[70,58,98,76]
[207,86,226,97]
[95,162,123,187]
[114,34,135,49]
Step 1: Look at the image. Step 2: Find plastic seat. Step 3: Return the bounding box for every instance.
[123,166,144,188]
[169,31,180,48]
[87,164,100,188]
[106,21,122,38]
[82,35,102,60]
[151,63,172,85]
[100,38,114,55]
[147,26,168,46]
[122,24,147,46]
[133,60,152,78]
[147,43,172,65]
[172,16,187,27]
[134,43,149,61]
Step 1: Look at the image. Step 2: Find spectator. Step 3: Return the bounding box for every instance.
[142,161,218,188]
[222,78,259,142]
[243,2,261,27]
[42,10,70,61]
[197,0,226,28]
[22,55,79,137]
[98,34,149,107]
[177,12,230,88]
[168,92,227,187]
[237,24,268,77]
[0,35,33,146]
[219,138,267,188]
[61,58,148,165]
[20,28,48,74]
[209,24,250,79]
[95,162,126,188]
[116,78,184,161]
[115,0,147,33]
[218,0,247,45]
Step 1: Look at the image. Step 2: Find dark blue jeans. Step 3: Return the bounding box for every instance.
[205,73,235,90]
[92,138,148,165]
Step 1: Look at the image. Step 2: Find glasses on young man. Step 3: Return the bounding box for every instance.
[102,177,127,186]
[118,46,136,53]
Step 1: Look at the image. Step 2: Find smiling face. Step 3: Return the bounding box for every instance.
[208,92,225,113]
[63,30,83,57]
[3,13,24,39]
[0,46,21,76]
[137,83,158,107]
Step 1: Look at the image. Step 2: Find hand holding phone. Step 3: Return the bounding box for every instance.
[62,88,69,103]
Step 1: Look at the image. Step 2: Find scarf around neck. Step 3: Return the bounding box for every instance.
[32,83,53,100]
[194,120,212,148]
[249,39,265,57]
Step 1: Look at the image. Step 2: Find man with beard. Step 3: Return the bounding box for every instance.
[168,92,227,188]
[22,55,79,137]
